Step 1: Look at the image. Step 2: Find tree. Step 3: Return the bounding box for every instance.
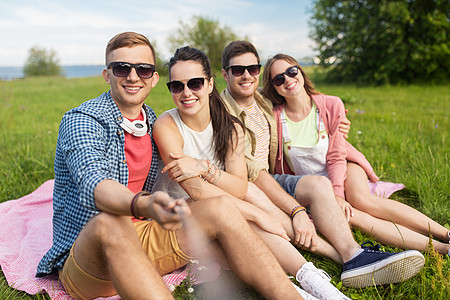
[168,16,243,71]
[23,46,63,77]
[309,0,449,84]
[150,39,169,77]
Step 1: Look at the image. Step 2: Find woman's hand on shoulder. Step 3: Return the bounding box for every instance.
[338,109,351,139]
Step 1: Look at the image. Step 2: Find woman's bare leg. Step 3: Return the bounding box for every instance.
[249,223,307,275]
[349,208,450,255]
[345,162,449,243]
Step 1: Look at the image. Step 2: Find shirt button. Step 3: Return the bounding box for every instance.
[117,130,122,135]
[117,117,122,121]
[122,159,126,164]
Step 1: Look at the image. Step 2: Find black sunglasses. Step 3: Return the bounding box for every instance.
[166,77,206,94]
[107,62,156,79]
[271,65,299,86]
[225,64,261,76]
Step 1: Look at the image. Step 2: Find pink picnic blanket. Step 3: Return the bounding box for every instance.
[0,179,404,299]
[0,180,220,299]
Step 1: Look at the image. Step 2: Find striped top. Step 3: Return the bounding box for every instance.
[241,100,270,169]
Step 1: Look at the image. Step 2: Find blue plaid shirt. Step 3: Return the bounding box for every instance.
[36,91,159,276]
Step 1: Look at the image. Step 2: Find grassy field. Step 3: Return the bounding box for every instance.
[0,71,449,299]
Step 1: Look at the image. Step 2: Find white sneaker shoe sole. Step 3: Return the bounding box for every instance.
[298,262,350,299]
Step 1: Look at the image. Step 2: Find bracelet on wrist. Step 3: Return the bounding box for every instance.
[200,159,213,180]
[131,191,150,220]
[203,163,217,182]
[290,205,306,219]
[210,168,222,184]
[291,208,306,219]
[290,205,302,217]
[204,159,212,177]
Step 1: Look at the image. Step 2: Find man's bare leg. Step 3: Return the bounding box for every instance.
[176,195,302,300]
[294,176,360,263]
[246,182,343,263]
[73,213,173,299]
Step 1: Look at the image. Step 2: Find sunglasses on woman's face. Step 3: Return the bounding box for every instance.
[271,65,299,86]
[107,62,156,79]
[225,64,261,77]
[166,77,206,94]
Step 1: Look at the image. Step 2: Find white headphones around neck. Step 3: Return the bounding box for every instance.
[120,108,148,137]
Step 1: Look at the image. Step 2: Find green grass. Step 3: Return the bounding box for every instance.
[0,73,448,299]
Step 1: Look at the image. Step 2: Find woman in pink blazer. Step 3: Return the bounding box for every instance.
[262,53,449,256]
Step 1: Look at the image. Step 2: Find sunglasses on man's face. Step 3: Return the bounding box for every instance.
[225,64,261,77]
[107,62,156,79]
[271,65,299,86]
[166,77,206,95]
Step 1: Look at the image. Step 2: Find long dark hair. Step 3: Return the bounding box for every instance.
[262,53,320,105]
[168,46,242,167]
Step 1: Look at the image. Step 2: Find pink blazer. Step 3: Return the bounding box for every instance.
[273,94,379,198]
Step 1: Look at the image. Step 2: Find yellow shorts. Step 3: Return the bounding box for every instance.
[134,219,192,275]
[59,219,192,299]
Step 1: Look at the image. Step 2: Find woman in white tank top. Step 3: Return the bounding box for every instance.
[153,47,248,202]
[153,46,355,299]
[262,54,450,256]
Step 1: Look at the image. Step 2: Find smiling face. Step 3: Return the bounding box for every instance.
[103,45,159,116]
[222,52,260,105]
[169,60,213,119]
[269,59,304,99]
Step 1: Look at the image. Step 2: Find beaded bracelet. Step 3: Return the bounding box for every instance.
[203,163,218,182]
[290,205,302,217]
[210,168,222,184]
[203,159,213,176]
[290,205,306,219]
[200,160,215,181]
[291,207,307,219]
[131,191,150,220]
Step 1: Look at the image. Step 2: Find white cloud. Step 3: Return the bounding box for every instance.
[0,0,316,66]
[244,23,315,61]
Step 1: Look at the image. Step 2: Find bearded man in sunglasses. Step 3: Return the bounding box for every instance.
[220,41,423,288]
[36,33,305,300]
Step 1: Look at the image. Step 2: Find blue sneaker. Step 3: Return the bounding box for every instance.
[341,241,425,288]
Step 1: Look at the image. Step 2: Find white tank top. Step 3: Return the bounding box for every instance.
[152,108,220,198]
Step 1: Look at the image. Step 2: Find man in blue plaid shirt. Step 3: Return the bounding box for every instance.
[36,32,305,299]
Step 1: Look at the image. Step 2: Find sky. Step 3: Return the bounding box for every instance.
[0,0,316,67]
